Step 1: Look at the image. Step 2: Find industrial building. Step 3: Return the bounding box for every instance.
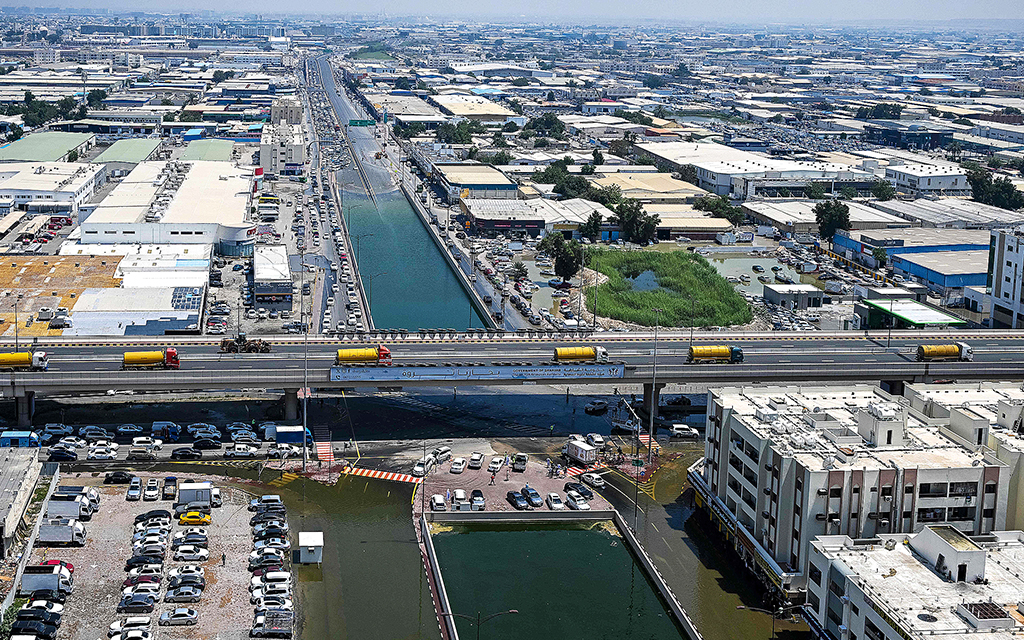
[587,173,709,204]
[904,381,1024,531]
[986,229,1024,329]
[459,197,613,238]
[253,244,292,306]
[362,92,446,128]
[762,283,824,310]
[0,132,95,163]
[883,163,971,197]
[863,120,955,149]
[807,527,1024,640]
[868,197,1024,229]
[689,384,1008,601]
[641,204,735,241]
[80,160,256,256]
[891,249,990,297]
[832,228,992,269]
[0,448,42,558]
[742,201,908,237]
[433,163,518,202]
[0,162,106,214]
[90,139,162,176]
[259,123,305,176]
[428,94,518,123]
[270,97,303,125]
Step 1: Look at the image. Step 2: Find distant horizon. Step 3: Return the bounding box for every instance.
[4,2,1024,29]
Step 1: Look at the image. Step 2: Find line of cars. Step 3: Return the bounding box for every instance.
[10,561,76,638]
[247,495,294,638]
[41,420,309,463]
[503,480,598,512]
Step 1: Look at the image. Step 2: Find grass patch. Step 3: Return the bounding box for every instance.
[586,249,751,327]
[351,51,394,60]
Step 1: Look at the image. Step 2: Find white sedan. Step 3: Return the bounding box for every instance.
[168,565,205,580]
[88,447,117,460]
[57,436,88,449]
[268,444,302,458]
[21,600,64,614]
[580,472,606,489]
[132,437,163,450]
[92,439,120,450]
[173,546,209,562]
[546,493,565,510]
[225,444,260,458]
[449,458,466,474]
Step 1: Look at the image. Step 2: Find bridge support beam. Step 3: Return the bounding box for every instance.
[642,383,666,422]
[15,391,35,428]
[283,389,299,422]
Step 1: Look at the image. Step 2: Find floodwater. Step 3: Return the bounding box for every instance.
[432,523,686,640]
[628,269,662,292]
[343,188,487,331]
[707,253,819,296]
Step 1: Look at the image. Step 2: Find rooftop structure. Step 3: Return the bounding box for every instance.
[588,173,709,204]
[0,448,42,558]
[428,94,518,121]
[0,132,95,163]
[869,198,1024,229]
[433,163,518,201]
[858,297,968,327]
[91,139,162,167]
[81,160,255,256]
[807,528,1024,640]
[460,197,613,238]
[743,201,909,235]
[690,384,1009,600]
[0,162,106,214]
[177,139,234,162]
[891,250,990,295]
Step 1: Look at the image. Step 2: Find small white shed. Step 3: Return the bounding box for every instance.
[298,531,323,564]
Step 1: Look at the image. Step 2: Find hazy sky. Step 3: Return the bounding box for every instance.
[67,0,1024,23]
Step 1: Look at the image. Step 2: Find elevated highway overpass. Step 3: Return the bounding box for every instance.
[6,329,1024,425]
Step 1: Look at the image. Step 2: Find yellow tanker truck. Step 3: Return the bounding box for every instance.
[687,345,744,364]
[336,345,392,365]
[916,342,973,362]
[0,351,49,371]
[553,346,609,363]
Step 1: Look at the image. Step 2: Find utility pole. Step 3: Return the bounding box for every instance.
[649,307,662,465]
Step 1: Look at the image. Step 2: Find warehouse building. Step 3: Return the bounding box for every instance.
[0,131,95,163]
[362,92,445,128]
[806,528,1024,640]
[891,249,990,298]
[587,173,709,204]
[884,163,971,197]
[253,244,292,306]
[90,138,162,176]
[460,197,614,238]
[762,283,823,310]
[428,94,518,123]
[641,204,734,241]
[433,163,518,202]
[689,384,1009,602]
[832,227,992,269]
[80,160,256,256]
[869,197,1024,229]
[742,201,908,237]
[0,162,106,214]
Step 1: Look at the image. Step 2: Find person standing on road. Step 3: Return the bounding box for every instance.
[221,552,226,566]
[489,473,495,485]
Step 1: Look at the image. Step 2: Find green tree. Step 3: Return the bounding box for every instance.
[814,199,851,240]
[579,210,603,240]
[839,185,858,200]
[492,131,508,148]
[872,247,888,267]
[611,199,660,243]
[489,151,512,165]
[592,149,604,166]
[179,110,202,122]
[694,195,744,226]
[965,167,1024,211]
[160,98,173,106]
[23,90,33,104]
[777,187,792,197]
[871,179,897,201]
[678,164,698,186]
[86,89,107,109]
[502,121,519,133]
[512,77,530,87]
[613,109,653,126]
[66,149,78,162]
[509,261,528,281]
[555,238,583,281]
[643,75,666,89]
[805,182,829,199]
[534,137,549,148]
[581,163,595,175]
[6,124,22,141]
[855,103,904,120]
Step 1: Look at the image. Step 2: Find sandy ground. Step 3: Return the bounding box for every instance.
[28,472,264,640]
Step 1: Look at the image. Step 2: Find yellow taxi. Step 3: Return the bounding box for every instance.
[178,511,211,526]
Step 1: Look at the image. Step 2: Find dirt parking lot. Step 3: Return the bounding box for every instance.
[28,472,265,640]
[419,454,613,513]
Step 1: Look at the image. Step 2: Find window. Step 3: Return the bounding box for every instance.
[948,507,976,521]
[865,619,884,640]
[829,487,841,498]
[807,590,820,610]
[903,511,912,520]
[919,482,948,498]
[808,563,822,586]
[984,508,995,518]
[905,484,914,493]
[881,486,893,497]
[853,485,860,494]
[827,609,842,626]
[985,483,997,494]
[851,603,859,616]
[795,477,803,492]
[949,482,978,497]
[918,507,946,522]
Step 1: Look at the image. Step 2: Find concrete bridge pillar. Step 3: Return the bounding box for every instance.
[16,390,35,428]
[283,389,299,422]
[642,383,665,422]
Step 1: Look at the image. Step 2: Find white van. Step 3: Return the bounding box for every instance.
[250,571,291,591]
[432,446,452,464]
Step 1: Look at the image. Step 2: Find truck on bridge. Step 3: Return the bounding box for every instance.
[220,333,272,354]
[916,342,974,362]
[553,346,609,363]
[336,346,392,365]
[687,345,744,364]
[122,349,180,370]
[0,351,49,371]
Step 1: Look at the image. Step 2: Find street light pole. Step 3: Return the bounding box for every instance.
[14,294,22,352]
[439,609,519,640]
[649,307,662,465]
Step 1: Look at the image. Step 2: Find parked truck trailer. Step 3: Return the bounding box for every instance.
[38,518,86,546]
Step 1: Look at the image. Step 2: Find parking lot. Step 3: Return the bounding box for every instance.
[27,473,272,640]
[419,449,613,514]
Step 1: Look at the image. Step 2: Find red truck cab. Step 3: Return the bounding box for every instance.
[165,348,180,369]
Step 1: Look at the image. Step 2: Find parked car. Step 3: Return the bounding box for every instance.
[178,512,211,526]
[159,608,198,626]
[546,493,565,510]
[164,586,203,603]
[38,559,74,574]
[449,458,466,474]
[252,537,290,552]
[506,491,528,510]
[117,594,156,613]
[520,486,543,507]
[167,565,205,580]
[168,574,206,590]
[108,617,151,637]
[126,478,143,501]
[171,447,202,460]
[487,457,503,473]
[134,509,171,525]
[563,482,594,500]
[20,600,64,615]
[143,479,160,501]
[470,489,485,511]
[468,452,484,469]
[565,490,591,511]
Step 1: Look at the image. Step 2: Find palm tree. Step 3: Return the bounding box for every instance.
[509,261,529,282]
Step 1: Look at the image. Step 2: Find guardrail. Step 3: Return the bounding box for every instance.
[420,516,458,640]
[0,466,60,622]
[426,509,615,523]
